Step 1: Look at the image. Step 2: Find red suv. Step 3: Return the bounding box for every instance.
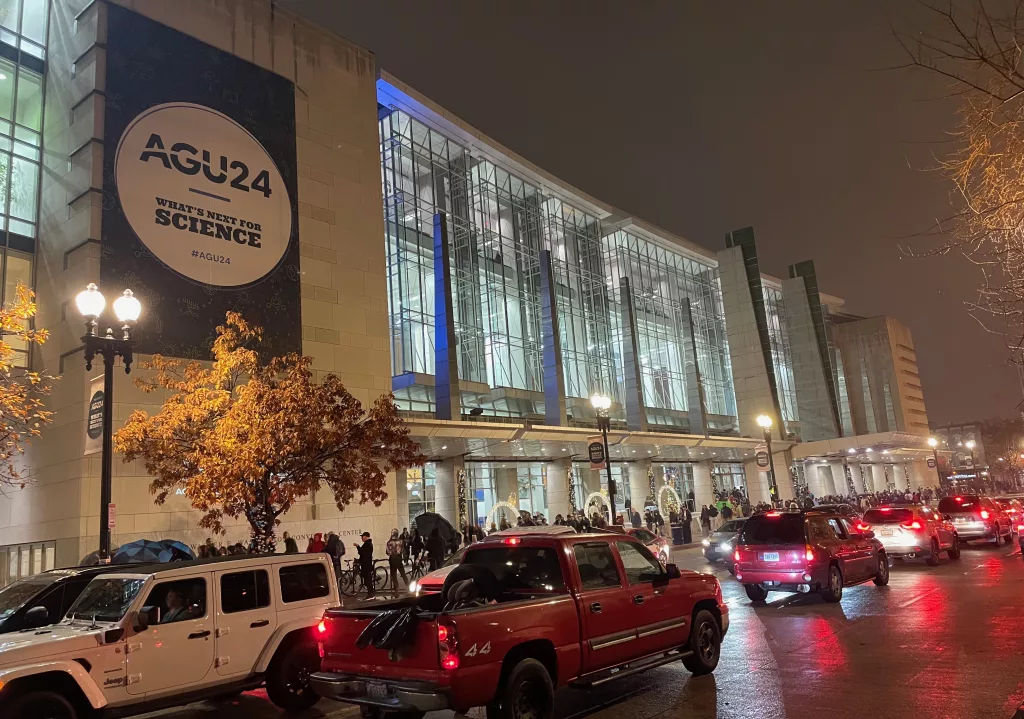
[734,510,889,603]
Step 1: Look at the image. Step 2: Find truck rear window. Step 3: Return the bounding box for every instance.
[863,508,914,525]
[938,496,981,514]
[738,514,805,546]
[462,547,565,593]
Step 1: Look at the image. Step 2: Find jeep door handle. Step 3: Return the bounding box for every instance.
[188,630,211,639]
[250,620,270,628]
[633,594,645,605]
[589,602,602,614]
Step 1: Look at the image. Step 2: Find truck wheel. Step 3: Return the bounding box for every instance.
[744,584,768,603]
[820,564,843,603]
[265,637,321,711]
[5,691,77,719]
[486,658,554,719]
[872,554,890,586]
[682,609,721,675]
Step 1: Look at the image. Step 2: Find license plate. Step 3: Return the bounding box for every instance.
[761,552,780,562]
[880,528,893,537]
[367,683,388,700]
[954,517,967,524]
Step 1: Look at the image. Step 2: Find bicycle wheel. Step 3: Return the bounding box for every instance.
[338,570,357,597]
[373,565,388,592]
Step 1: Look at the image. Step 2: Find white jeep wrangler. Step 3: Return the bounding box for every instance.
[0,553,339,719]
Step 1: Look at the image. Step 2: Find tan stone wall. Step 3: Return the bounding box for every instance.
[0,0,397,570]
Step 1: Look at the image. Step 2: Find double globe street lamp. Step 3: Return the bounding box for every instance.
[590,393,616,522]
[75,283,142,562]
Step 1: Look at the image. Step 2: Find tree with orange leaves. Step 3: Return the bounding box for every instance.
[114,312,425,552]
[0,283,52,488]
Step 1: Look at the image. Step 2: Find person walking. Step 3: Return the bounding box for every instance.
[400,528,411,564]
[681,504,693,544]
[282,532,299,554]
[386,529,408,596]
[631,508,643,529]
[355,532,375,599]
[324,532,345,575]
[411,528,423,566]
[700,505,712,536]
[426,528,446,571]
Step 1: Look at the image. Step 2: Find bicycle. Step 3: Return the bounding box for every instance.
[338,559,387,597]
[407,555,429,582]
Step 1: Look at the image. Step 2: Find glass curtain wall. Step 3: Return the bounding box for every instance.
[712,462,747,496]
[605,230,736,429]
[405,464,436,528]
[661,464,696,511]
[762,285,799,435]
[465,462,549,529]
[541,198,617,405]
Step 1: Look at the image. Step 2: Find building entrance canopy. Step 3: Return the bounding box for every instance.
[792,431,948,465]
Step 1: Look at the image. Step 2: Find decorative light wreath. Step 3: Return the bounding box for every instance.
[487,501,519,529]
[658,485,683,518]
[585,491,612,523]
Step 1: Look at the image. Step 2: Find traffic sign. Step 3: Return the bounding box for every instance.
[107,503,117,529]
[755,451,770,468]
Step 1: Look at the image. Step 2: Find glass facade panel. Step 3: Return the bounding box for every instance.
[762,285,799,433]
[406,465,436,528]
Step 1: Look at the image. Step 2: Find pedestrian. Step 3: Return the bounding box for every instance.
[631,508,642,528]
[700,505,712,536]
[400,527,411,563]
[386,528,408,596]
[426,528,445,571]
[355,532,375,599]
[283,531,299,554]
[324,532,345,574]
[681,504,693,544]
[721,503,734,522]
[411,528,423,564]
[309,532,325,553]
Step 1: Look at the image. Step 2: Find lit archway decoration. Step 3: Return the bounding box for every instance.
[585,491,612,523]
[487,501,519,530]
[658,485,682,518]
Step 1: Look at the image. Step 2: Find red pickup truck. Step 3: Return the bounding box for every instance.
[310,531,727,719]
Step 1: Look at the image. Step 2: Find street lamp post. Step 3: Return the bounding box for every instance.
[927,437,942,485]
[590,394,615,523]
[756,414,779,505]
[75,284,142,562]
[965,440,980,489]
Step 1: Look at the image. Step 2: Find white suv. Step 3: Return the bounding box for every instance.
[0,553,339,719]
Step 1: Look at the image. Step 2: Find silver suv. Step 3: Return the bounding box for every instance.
[862,504,960,565]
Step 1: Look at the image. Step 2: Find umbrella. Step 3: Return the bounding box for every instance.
[413,512,455,542]
[79,547,119,567]
[158,539,196,562]
[112,539,170,564]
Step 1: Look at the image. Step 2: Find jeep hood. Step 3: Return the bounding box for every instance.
[0,623,109,667]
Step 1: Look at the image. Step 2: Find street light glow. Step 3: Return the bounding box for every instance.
[965,440,976,450]
[755,414,773,429]
[113,289,142,323]
[590,393,612,411]
[75,283,105,319]
[927,437,938,448]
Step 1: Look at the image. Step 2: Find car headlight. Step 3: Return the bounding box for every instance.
[702,539,711,547]
[408,580,418,594]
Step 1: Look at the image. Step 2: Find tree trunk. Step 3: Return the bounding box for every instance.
[247,473,277,554]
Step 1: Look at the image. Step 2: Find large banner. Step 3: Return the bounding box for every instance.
[102,5,301,358]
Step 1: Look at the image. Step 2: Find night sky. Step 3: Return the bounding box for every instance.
[281,0,1015,425]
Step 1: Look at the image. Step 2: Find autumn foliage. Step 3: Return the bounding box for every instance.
[114,313,425,552]
[0,284,52,487]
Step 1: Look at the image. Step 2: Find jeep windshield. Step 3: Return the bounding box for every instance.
[0,576,54,620]
[67,577,146,622]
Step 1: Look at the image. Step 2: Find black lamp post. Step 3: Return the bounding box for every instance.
[591,393,615,522]
[756,414,779,505]
[76,283,142,562]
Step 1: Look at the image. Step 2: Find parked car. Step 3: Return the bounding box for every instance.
[936,495,1014,544]
[409,548,466,595]
[734,509,889,603]
[994,498,1023,527]
[0,565,141,634]
[702,519,747,572]
[627,527,671,563]
[862,505,960,565]
[0,553,339,719]
[311,531,728,719]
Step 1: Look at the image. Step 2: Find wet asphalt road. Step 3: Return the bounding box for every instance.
[148,540,1024,719]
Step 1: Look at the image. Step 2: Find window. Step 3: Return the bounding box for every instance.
[220,570,270,614]
[740,514,806,545]
[462,547,565,593]
[573,542,621,589]
[827,518,847,539]
[30,583,63,624]
[806,517,832,542]
[632,529,654,542]
[864,508,913,525]
[143,578,207,624]
[279,563,330,603]
[615,541,664,585]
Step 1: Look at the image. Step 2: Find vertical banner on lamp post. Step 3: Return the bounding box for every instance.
[588,436,606,471]
[84,376,105,456]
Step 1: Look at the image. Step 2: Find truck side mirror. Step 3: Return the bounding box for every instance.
[24,605,50,629]
[135,605,160,631]
[665,563,682,580]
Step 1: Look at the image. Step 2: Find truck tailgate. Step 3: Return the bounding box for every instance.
[320,609,444,683]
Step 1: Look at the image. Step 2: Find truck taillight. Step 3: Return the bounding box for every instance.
[438,620,459,671]
[733,549,741,562]
[805,546,815,562]
[317,618,328,658]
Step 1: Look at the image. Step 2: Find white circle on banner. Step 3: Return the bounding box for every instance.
[115,103,293,287]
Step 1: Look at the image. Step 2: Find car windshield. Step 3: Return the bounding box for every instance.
[938,496,981,514]
[718,521,745,533]
[462,546,566,593]
[66,577,146,622]
[0,577,53,620]
[864,508,914,525]
[442,548,466,568]
[739,514,805,545]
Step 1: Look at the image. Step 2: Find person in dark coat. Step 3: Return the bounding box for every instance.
[282,532,299,554]
[426,528,446,571]
[411,528,424,563]
[631,509,642,528]
[680,505,693,544]
[324,532,345,574]
[355,532,375,599]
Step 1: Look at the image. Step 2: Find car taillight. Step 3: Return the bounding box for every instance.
[734,549,741,562]
[317,619,327,635]
[856,523,871,532]
[503,537,521,545]
[805,546,815,562]
[317,618,328,658]
[900,521,923,531]
[980,510,990,520]
[1017,524,1024,532]
[438,620,459,671]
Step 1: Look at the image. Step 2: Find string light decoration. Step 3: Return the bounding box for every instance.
[567,465,578,513]
[657,485,682,518]
[648,464,657,504]
[456,468,467,529]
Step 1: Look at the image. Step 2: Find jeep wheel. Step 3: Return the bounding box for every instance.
[6,691,77,719]
[266,637,321,711]
[486,658,554,719]
[821,564,843,603]
[682,609,721,675]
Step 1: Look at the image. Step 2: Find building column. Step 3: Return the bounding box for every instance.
[773,450,795,501]
[628,460,652,518]
[804,461,827,499]
[433,213,461,421]
[910,460,936,490]
[744,460,772,505]
[893,464,910,491]
[495,467,519,508]
[871,463,888,491]
[692,460,715,514]
[547,459,571,521]
[395,468,409,530]
[827,461,846,495]
[434,457,462,527]
[848,461,865,494]
[539,249,567,427]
